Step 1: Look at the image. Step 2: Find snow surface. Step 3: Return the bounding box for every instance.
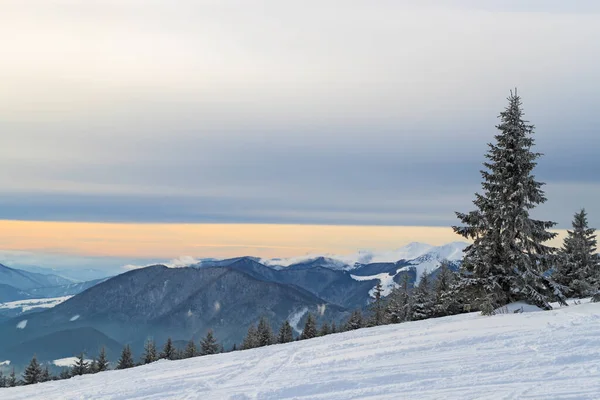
[53,357,93,368]
[287,307,308,334]
[0,360,10,366]
[69,314,80,321]
[5,301,600,399]
[350,272,397,297]
[15,320,27,329]
[0,296,72,313]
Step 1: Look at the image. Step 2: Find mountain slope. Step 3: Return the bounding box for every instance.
[0,265,348,365]
[4,301,600,399]
[0,264,74,291]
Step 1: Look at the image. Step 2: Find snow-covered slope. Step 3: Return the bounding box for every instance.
[5,301,600,400]
[0,296,72,314]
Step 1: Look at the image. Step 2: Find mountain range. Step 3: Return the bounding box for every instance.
[0,242,467,372]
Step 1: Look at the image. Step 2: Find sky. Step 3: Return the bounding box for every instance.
[0,1,599,271]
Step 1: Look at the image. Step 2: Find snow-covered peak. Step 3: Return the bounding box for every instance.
[260,242,467,270]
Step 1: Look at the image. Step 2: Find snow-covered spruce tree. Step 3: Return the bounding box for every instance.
[368,282,386,326]
[0,370,6,387]
[184,339,199,358]
[116,345,135,369]
[95,347,109,372]
[300,313,318,340]
[23,355,42,385]
[200,330,220,355]
[385,274,411,324]
[160,337,177,360]
[433,260,460,317]
[142,338,158,364]
[7,368,17,387]
[411,271,435,321]
[72,352,89,376]
[242,323,259,349]
[319,321,331,336]
[256,317,274,347]
[331,321,337,333]
[453,90,566,312]
[344,310,364,331]
[278,320,294,343]
[59,368,71,380]
[555,209,599,298]
[40,366,51,382]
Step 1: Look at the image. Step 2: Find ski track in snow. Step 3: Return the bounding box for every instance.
[5,301,600,399]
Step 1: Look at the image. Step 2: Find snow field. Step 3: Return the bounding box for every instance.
[4,301,600,400]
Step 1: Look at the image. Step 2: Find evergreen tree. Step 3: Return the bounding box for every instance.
[117,345,134,370]
[242,324,259,350]
[7,368,17,387]
[345,310,364,331]
[200,330,220,355]
[385,274,411,323]
[23,355,42,385]
[72,352,89,376]
[319,321,331,336]
[301,313,318,340]
[0,370,6,388]
[40,366,51,382]
[160,337,176,360]
[331,321,337,333]
[555,209,599,297]
[453,90,566,312]
[142,338,158,364]
[184,339,199,358]
[411,271,435,320]
[95,347,109,372]
[433,260,460,316]
[59,368,71,380]
[368,282,386,326]
[278,320,294,343]
[231,343,238,352]
[256,317,274,347]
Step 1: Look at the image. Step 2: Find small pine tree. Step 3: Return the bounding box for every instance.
[278,320,294,343]
[555,209,599,298]
[72,352,89,376]
[184,339,199,358]
[319,321,331,336]
[301,313,318,340]
[433,260,460,317]
[256,317,274,347]
[117,345,135,370]
[0,370,6,388]
[331,321,337,333]
[385,274,411,324]
[59,368,71,380]
[231,343,238,352]
[160,337,176,360]
[200,330,220,355]
[345,310,364,331]
[142,338,158,364]
[242,324,259,350]
[23,355,42,385]
[8,368,17,387]
[40,366,51,382]
[368,282,386,326]
[411,271,435,320]
[95,347,109,372]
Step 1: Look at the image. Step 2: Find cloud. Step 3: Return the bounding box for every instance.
[0,1,598,229]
